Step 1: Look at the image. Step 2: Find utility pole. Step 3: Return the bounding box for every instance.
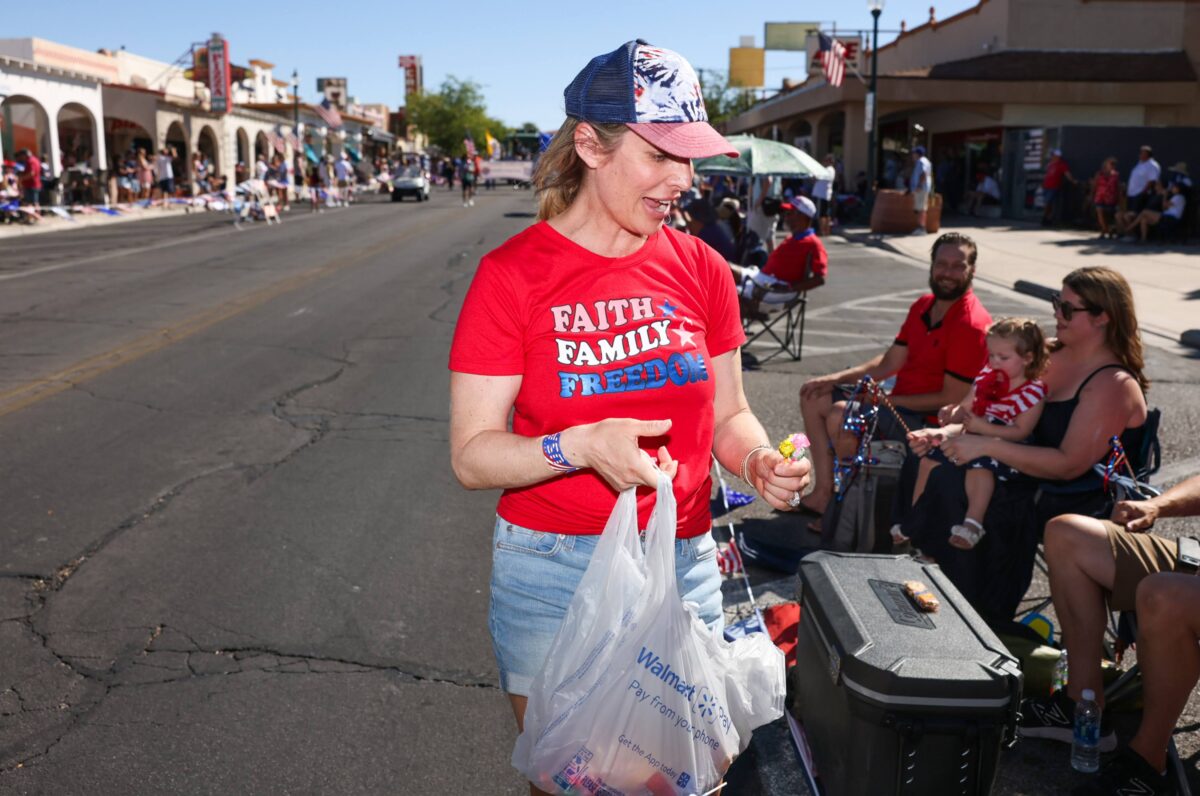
[867,1,884,200]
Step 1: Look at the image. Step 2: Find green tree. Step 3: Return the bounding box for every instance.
[697,69,758,124]
[407,76,511,156]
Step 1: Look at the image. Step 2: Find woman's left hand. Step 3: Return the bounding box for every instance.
[747,449,813,512]
[938,433,991,466]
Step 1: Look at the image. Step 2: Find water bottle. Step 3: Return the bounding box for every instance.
[1071,689,1101,773]
[1053,649,1069,694]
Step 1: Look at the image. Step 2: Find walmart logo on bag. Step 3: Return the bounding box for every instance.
[636,646,697,700]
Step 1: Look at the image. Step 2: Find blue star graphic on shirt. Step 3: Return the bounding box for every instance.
[659,300,678,317]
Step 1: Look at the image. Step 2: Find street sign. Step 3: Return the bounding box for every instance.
[728,48,765,88]
[764,22,820,51]
[398,55,423,98]
[208,36,231,113]
[864,92,875,133]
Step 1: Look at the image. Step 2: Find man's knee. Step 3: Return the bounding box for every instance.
[1136,574,1200,631]
[1043,514,1096,564]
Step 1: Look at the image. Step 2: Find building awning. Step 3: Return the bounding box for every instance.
[345,144,362,162]
[365,127,396,143]
[304,144,319,164]
[887,50,1197,83]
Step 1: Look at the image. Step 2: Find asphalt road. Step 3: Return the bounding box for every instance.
[1,188,1197,794]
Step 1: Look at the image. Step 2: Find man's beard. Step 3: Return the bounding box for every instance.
[929,273,972,301]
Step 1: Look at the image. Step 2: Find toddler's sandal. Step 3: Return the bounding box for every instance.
[948,518,986,550]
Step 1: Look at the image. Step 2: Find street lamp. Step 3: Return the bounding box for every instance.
[291,69,300,145]
[866,0,884,201]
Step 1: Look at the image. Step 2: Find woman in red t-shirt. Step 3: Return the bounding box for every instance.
[448,41,811,777]
[1091,156,1120,238]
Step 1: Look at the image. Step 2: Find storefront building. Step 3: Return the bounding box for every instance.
[725,0,1200,219]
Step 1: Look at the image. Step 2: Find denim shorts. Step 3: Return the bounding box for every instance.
[488,515,724,697]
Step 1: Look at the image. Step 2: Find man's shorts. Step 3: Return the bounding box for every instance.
[1042,187,1059,207]
[833,384,929,443]
[1106,521,1197,611]
[157,178,174,195]
[1130,192,1150,213]
[911,189,929,212]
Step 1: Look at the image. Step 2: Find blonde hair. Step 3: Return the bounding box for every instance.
[533,118,627,221]
[988,317,1049,380]
[1062,266,1149,391]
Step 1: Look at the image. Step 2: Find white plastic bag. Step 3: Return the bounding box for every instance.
[513,473,785,795]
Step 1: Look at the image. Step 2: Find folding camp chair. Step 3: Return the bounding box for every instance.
[742,287,807,363]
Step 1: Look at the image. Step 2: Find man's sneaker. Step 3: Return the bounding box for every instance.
[1018,690,1117,751]
[1070,747,1172,795]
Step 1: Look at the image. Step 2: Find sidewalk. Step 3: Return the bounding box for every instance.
[841,217,1200,350]
[0,203,194,239]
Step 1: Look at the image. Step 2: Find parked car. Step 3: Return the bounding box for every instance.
[391,165,430,202]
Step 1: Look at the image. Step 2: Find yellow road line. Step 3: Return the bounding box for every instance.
[0,227,420,418]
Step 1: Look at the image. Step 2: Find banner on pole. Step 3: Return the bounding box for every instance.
[208,37,231,113]
[728,48,765,88]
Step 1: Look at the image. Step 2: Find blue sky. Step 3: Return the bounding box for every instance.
[32,0,978,130]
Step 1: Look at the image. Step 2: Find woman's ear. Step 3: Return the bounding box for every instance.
[573,123,605,170]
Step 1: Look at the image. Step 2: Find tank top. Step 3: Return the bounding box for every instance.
[1033,364,1146,492]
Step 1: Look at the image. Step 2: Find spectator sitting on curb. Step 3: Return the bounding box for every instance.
[730,197,826,321]
[797,232,992,524]
[1016,474,1200,796]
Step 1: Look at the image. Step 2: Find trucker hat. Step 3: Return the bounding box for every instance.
[781,196,817,218]
[563,40,738,160]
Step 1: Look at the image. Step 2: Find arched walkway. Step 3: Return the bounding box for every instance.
[815,111,846,158]
[1,95,51,163]
[236,128,249,177]
[787,119,814,154]
[254,131,269,166]
[197,125,220,181]
[165,121,189,189]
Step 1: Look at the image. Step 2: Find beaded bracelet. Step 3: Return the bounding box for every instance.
[740,445,772,485]
[541,432,577,473]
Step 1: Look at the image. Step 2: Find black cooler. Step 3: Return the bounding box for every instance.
[793,552,1022,796]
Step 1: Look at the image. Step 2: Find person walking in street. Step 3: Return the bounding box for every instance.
[334,153,354,207]
[460,155,477,207]
[907,145,932,234]
[448,41,811,795]
[1041,148,1077,227]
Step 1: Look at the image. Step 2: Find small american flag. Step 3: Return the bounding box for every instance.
[818,33,847,88]
[269,131,287,153]
[315,97,342,129]
[717,538,744,576]
[463,134,477,158]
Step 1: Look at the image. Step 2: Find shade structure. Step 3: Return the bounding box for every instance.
[694,135,832,179]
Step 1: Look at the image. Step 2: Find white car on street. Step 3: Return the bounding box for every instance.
[391,166,431,202]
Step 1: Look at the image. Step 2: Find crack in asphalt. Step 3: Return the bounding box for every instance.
[1,364,366,774]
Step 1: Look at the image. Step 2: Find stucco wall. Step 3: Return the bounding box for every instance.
[1007,0,1187,51]
[876,1,1010,74]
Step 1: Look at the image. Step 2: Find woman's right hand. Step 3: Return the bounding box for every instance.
[562,418,675,491]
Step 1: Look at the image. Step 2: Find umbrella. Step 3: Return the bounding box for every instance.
[695,135,832,179]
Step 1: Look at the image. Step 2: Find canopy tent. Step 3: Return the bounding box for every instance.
[695,135,832,180]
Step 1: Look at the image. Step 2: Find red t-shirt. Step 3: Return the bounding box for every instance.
[1043,159,1070,190]
[449,222,745,538]
[762,230,828,284]
[1093,171,1119,206]
[20,155,42,191]
[892,290,991,397]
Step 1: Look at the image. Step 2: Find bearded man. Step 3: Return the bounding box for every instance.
[797,232,993,516]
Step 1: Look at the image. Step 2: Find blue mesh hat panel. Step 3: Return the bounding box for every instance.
[563,40,640,122]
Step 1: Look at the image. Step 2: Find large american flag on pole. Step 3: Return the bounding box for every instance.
[818,33,847,88]
[315,97,343,129]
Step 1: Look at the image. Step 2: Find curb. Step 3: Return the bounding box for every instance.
[1013,280,1058,302]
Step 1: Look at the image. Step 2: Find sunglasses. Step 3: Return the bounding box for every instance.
[1051,293,1099,321]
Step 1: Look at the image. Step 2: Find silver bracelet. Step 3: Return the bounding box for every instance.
[740,445,772,485]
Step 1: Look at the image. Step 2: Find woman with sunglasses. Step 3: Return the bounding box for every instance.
[903,266,1148,621]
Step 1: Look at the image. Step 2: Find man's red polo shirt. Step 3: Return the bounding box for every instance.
[893,289,991,396]
[762,229,828,284]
